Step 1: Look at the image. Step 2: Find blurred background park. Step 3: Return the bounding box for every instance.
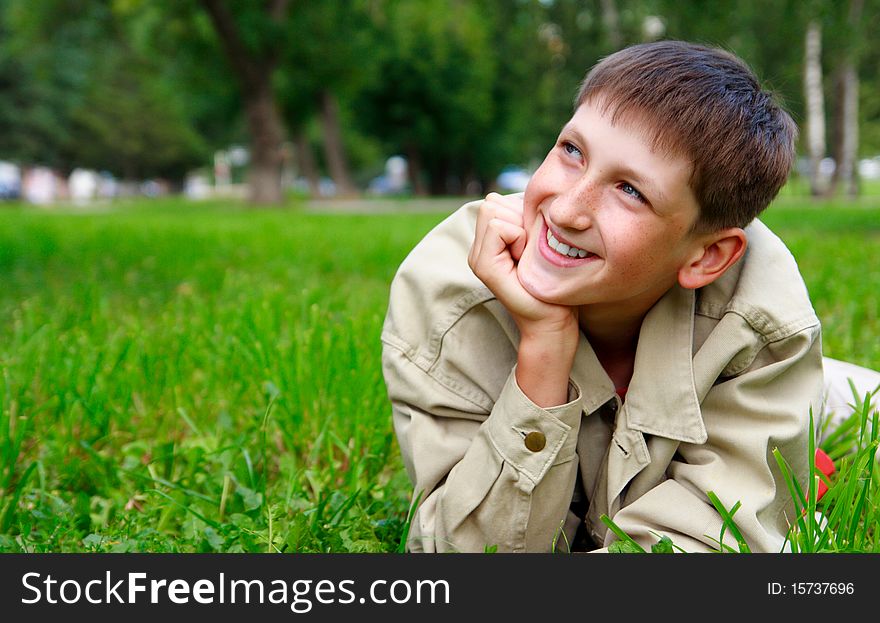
[3,0,880,204]
[0,0,878,553]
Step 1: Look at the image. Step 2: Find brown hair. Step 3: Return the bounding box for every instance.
[576,40,797,231]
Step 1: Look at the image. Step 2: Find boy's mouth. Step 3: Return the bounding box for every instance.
[546,228,593,258]
[538,221,598,267]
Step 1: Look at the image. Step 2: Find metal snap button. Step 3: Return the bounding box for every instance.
[524,431,546,452]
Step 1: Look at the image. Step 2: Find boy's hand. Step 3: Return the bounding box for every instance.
[468,193,574,331]
[468,193,579,407]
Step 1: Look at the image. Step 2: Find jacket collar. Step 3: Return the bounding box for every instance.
[626,284,707,443]
[569,332,617,416]
[570,284,707,444]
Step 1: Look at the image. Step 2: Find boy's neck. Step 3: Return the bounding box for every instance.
[577,304,645,391]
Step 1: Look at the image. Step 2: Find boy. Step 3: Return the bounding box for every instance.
[381,41,880,552]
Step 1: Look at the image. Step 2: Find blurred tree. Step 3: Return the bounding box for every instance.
[5,0,880,201]
[276,0,378,198]
[0,0,207,180]
[599,0,623,49]
[198,0,290,204]
[827,0,865,197]
[657,0,880,197]
[116,0,243,157]
[857,1,880,158]
[804,18,826,196]
[357,0,497,195]
[68,54,206,180]
[0,36,70,169]
[788,0,877,197]
[473,0,564,180]
[0,0,96,170]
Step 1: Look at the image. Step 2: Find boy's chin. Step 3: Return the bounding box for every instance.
[516,262,574,306]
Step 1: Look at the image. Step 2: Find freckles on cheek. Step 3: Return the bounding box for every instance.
[612,226,652,267]
[619,232,672,282]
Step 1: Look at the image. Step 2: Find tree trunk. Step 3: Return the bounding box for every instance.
[292,126,321,196]
[406,144,428,196]
[200,0,289,205]
[829,0,863,198]
[429,158,451,196]
[803,20,826,197]
[244,78,286,204]
[831,64,859,197]
[319,90,357,197]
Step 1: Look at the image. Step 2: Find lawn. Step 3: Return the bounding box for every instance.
[0,195,877,552]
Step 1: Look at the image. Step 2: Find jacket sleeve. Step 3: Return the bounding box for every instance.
[383,340,585,552]
[607,322,823,553]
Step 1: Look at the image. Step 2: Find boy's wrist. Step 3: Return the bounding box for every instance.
[515,331,578,408]
[516,313,579,346]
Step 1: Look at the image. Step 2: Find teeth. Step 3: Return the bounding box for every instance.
[546,228,591,258]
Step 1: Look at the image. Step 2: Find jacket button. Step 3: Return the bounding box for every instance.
[524,431,546,452]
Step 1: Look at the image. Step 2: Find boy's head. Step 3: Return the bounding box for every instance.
[575,40,796,232]
[516,40,796,313]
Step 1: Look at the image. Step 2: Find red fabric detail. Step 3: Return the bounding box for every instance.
[815,448,835,501]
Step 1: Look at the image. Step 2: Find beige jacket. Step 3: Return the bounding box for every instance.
[381,198,824,553]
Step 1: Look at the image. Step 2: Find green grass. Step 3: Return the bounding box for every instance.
[761,197,880,370]
[0,194,877,552]
[0,199,446,552]
[603,392,879,554]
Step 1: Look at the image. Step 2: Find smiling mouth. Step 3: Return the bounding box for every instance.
[545,227,596,259]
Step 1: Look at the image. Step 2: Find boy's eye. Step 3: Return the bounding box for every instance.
[562,141,582,158]
[620,182,648,204]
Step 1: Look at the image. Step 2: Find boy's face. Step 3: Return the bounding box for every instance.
[517,100,703,312]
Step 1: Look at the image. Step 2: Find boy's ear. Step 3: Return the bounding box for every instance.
[677,227,747,290]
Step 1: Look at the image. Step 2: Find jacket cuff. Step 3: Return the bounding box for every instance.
[485,366,583,484]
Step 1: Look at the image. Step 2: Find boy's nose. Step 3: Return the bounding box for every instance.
[550,183,596,231]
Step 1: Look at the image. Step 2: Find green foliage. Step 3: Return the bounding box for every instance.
[761,200,880,370]
[122,0,244,150]
[705,492,751,553]
[601,515,646,553]
[6,0,880,190]
[68,56,207,179]
[778,390,879,553]
[603,382,879,554]
[0,0,210,178]
[356,0,498,193]
[397,489,423,553]
[650,535,676,554]
[0,0,98,168]
[0,199,443,552]
[0,195,877,553]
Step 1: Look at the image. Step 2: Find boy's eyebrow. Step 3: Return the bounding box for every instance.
[617,164,667,206]
[562,125,668,206]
